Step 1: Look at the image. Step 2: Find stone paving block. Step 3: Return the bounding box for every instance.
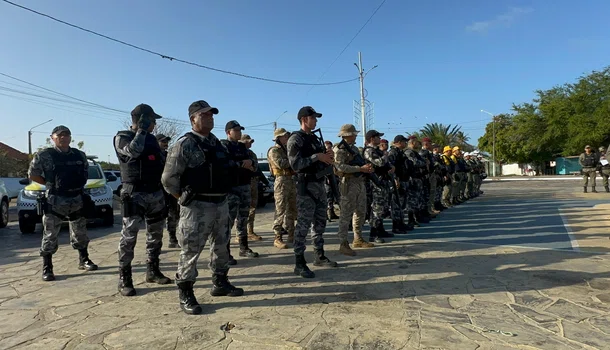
[544,299,603,323]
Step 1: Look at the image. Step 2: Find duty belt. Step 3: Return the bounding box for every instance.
[194,194,227,203]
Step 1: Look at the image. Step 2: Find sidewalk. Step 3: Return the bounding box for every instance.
[487,176,582,181]
[2,203,610,349]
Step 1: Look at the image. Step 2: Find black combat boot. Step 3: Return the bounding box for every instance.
[118,265,136,296]
[408,211,419,228]
[294,254,315,278]
[416,210,430,224]
[606,186,609,193]
[226,242,237,265]
[168,231,179,248]
[313,248,338,267]
[177,280,202,315]
[327,207,339,220]
[41,254,55,281]
[401,219,414,232]
[592,186,598,193]
[376,223,395,238]
[210,274,244,297]
[238,236,259,258]
[369,226,384,243]
[146,258,172,284]
[392,220,408,234]
[78,248,98,271]
[583,186,588,193]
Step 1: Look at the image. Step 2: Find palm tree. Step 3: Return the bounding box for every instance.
[419,123,462,147]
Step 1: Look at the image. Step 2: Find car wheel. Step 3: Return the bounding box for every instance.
[19,217,36,234]
[0,199,8,228]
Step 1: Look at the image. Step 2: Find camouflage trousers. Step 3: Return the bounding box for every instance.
[365,180,373,222]
[227,184,251,240]
[273,175,297,236]
[407,178,425,212]
[118,189,166,268]
[442,181,452,206]
[582,168,597,187]
[247,178,258,233]
[459,172,467,197]
[337,177,367,242]
[421,176,430,209]
[41,194,90,256]
[474,174,482,193]
[451,173,462,200]
[388,180,404,221]
[165,191,180,234]
[294,180,326,255]
[428,174,438,209]
[370,180,389,228]
[601,169,610,187]
[175,197,230,283]
[466,172,475,197]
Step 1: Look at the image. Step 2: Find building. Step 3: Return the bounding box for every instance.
[0,142,29,177]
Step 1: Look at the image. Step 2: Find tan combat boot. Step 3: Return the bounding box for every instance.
[247,224,263,241]
[273,233,287,249]
[339,241,356,256]
[352,234,374,248]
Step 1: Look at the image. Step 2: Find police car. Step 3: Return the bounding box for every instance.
[257,160,274,207]
[16,156,115,234]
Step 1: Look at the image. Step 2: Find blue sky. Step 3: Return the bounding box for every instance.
[1,0,609,161]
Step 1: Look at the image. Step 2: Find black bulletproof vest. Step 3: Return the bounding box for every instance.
[46,148,87,195]
[221,140,252,186]
[115,130,164,192]
[582,153,597,167]
[181,133,231,194]
[292,130,325,175]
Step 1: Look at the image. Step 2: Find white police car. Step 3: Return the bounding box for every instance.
[16,156,115,233]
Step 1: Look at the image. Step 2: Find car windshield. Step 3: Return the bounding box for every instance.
[88,166,104,179]
[258,162,270,172]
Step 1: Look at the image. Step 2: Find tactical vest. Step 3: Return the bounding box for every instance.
[582,153,597,167]
[292,130,326,176]
[180,133,232,194]
[115,130,164,192]
[389,147,409,181]
[455,158,467,172]
[364,146,391,176]
[46,148,87,196]
[221,140,252,186]
[268,145,295,176]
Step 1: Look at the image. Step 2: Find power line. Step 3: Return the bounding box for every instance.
[306,0,387,95]
[2,0,359,86]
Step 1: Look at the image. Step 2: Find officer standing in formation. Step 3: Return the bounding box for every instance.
[333,124,375,255]
[287,106,337,279]
[419,137,440,218]
[599,146,610,192]
[222,121,260,264]
[114,104,172,296]
[241,134,266,241]
[580,145,599,193]
[162,100,244,315]
[156,133,180,248]
[363,130,395,242]
[431,144,447,211]
[388,135,415,231]
[28,125,98,281]
[404,136,430,225]
[323,140,340,221]
[267,128,296,249]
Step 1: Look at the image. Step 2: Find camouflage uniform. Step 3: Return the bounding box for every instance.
[441,148,455,207]
[464,155,475,198]
[287,106,337,278]
[579,147,599,192]
[221,124,259,261]
[599,147,610,192]
[244,144,267,240]
[159,143,180,248]
[450,152,462,203]
[267,128,296,248]
[162,100,244,315]
[29,140,97,281]
[333,125,375,255]
[114,109,171,296]
[404,146,429,223]
[364,141,395,241]
[387,140,412,232]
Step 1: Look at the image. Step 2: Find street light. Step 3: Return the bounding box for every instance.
[480,110,496,177]
[28,119,53,155]
[273,110,288,130]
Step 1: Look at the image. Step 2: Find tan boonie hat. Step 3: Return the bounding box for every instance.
[239,134,254,143]
[273,128,290,141]
[337,124,359,137]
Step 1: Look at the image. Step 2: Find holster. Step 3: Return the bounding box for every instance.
[178,186,196,207]
[82,193,96,218]
[36,196,48,216]
[121,195,137,217]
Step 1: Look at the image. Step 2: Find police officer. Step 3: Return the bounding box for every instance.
[241,134,266,241]
[114,104,172,297]
[419,137,439,217]
[28,125,98,281]
[404,136,430,224]
[363,130,396,242]
[267,128,296,249]
[162,100,244,315]
[323,141,340,221]
[334,124,375,256]
[450,146,464,203]
[387,135,413,233]
[579,145,599,193]
[431,144,447,210]
[599,146,610,193]
[441,146,455,207]
[287,106,337,278]
[157,134,180,248]
[222,121,259,263]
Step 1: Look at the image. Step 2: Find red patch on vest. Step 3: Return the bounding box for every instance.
[148,155,156,160]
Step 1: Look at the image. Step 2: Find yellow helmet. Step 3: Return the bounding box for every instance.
[443,146,452,153]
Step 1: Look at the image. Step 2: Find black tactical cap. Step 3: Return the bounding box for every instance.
[225,120,245,132]
[156,134,170,142]
[51,125,71,135]
[365,130,384,140]
[297,106,322,120]
[131,103,163,120]
[393,135,408,143]
[188,100,219,116]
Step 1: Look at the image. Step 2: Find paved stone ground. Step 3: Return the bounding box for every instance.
[2,181,610,349]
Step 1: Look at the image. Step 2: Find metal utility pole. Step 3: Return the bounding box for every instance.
[354,52,377,146]
[480,110,496,177]
[28,119,53,155]
[273,122,277,130]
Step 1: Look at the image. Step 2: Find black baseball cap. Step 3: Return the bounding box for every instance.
[393,135,408,143]
[225,120,245,132]
[131,103,163,120]
[297,106,322,120]
[51,125,71,135]
[365,130,384,140]
[156,134,170,142]
[188,100,219,116]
